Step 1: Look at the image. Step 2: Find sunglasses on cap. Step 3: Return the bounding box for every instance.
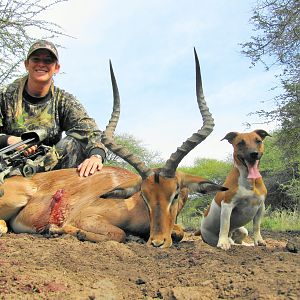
[29,56,57,65]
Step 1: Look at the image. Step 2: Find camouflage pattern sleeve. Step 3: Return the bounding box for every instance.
[0,86,9,147]
[56,89,107,160]
[0,85,6,129]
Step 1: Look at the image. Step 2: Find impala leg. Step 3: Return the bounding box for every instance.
[50,223,126,243]
[67,216,127,243]
[171,224,184,243]
[76,224,126,243]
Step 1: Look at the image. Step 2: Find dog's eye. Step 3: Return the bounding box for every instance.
[237,140,245,147]
[256,139,262,145]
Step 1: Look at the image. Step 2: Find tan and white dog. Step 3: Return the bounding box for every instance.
[200,129,270,250]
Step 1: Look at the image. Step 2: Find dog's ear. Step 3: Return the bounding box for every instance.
[221,132,238,144]
[254,129,271,140]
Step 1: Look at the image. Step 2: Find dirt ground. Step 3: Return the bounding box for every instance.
[0,230,299,300]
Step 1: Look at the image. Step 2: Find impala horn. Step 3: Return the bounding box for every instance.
[160,48,214,178]
[101,61,153,179]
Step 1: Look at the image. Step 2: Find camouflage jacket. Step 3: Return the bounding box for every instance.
[0,76,106,159]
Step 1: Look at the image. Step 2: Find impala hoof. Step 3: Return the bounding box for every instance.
[0,220,8,236]
[76,230,87,242]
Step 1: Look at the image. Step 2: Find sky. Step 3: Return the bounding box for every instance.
[37,0,281,166]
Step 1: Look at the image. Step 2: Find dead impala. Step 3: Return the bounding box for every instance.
[0,49,226,248]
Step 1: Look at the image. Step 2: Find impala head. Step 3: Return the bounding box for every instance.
[101,49,227,248]
[140,169,225,248]
[140,171,177,247]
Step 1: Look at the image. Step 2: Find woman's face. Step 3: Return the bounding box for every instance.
[25,49,60,85]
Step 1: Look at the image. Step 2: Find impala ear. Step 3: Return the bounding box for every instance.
[100,178,142,199]
[188,181,228,194]
[180,174,228,194]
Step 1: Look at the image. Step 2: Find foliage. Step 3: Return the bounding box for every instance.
[180,158,232,184]
[259,132,285,172]
[0,0,69,85]
[105,133,163,172]
[241,0,300,80]
[177,211,200,230]
[257,130,300,210]
[275,83,300,163]
[278,178,300,210]
[241,0,300,164]
[264,173,299,210]
[241,1,300,212]
[258,208,300,231]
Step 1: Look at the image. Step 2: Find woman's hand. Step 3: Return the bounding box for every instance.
[77,155,103,177]
[7,135,38,156]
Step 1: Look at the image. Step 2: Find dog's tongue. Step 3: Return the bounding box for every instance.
[247,160,262,179]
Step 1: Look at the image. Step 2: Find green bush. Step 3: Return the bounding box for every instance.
[259,131,300,211]
[178,208,300,232]
[261,210,300,231]
[180,158,232,184]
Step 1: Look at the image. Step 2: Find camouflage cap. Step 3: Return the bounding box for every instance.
[27,40,59,60]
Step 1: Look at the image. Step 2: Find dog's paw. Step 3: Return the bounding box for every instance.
[254,233,266,246]
[217,238,232,250]
[242,241,255,247]
[254,239,266,246]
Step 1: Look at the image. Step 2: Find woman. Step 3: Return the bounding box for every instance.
[0,40,106,177]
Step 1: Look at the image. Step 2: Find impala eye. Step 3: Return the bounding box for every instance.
[172,189,180,204]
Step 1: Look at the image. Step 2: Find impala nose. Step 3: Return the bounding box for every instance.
[151,239,165,248]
